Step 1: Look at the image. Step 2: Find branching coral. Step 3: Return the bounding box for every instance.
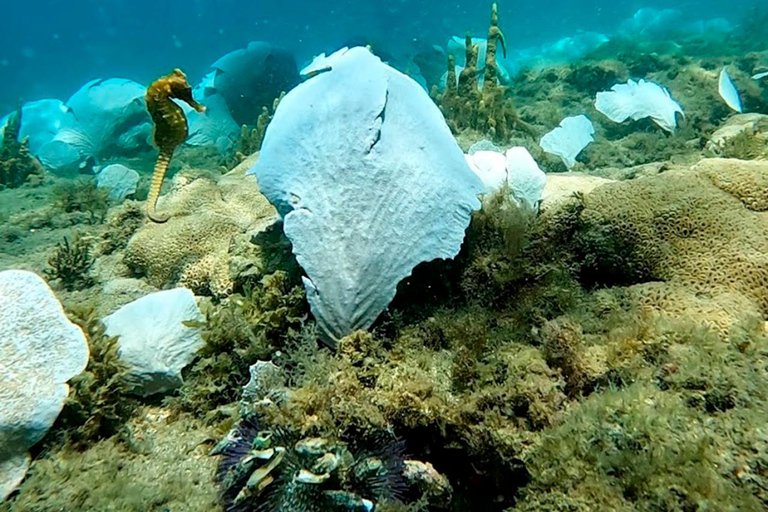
[0,108,44,189]
[45,234,95,291]
[229,92,285,168]
[433,4,535,142]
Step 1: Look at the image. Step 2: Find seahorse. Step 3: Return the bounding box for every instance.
[144,69,205,223]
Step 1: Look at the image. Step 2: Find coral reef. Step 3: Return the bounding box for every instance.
[0,109,44,189]
[576,158,768,334]
[124,168,277,297]
[433,4,535,143]
[251,46,483,343]
[145,69,206,223]
[0,270,89,501]
[44,234,95,291]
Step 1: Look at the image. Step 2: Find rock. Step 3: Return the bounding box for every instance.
[0,270,89,500]
[96,164,140,201]
[540,172,614,212]
[102,288,204,396]
[706,113,768,154]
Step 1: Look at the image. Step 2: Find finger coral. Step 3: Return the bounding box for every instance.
[0,109,44,189]
[433,3,535,143]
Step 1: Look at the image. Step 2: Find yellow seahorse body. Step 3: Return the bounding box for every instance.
[145,69,205,223]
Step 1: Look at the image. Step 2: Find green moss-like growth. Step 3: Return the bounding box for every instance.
[100,200,145,254]
[50,306,137,450]
[167,271,309,418]
[45,234,95,291]
[52,177,110,224]
[720,129,768,160]
[0,108,44,189]
[433,4,535,143]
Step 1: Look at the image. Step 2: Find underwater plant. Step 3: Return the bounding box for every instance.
[45,234,95,291]
[168,271,308,415]
[145,69,205,223]
[0,108,44,189]
[52,305,136,449]
[433,4,535,142]
[212,415,406,512]
[52,177,110,224]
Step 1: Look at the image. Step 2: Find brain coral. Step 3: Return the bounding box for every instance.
[125,167,276,297]
[579,158,768,335]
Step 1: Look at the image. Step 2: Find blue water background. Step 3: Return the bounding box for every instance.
[0,0,762,114]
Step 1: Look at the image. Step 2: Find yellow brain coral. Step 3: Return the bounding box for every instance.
[580,158,768,334]
[125,166,277,297]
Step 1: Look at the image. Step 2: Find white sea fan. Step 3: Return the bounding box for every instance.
[595,79,683,132]
[539,115,595,169]
[718,68,743,113]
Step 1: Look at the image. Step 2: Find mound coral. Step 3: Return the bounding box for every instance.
[576,157,768,335]
[124,168,277,297]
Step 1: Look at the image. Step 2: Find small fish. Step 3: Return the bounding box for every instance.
[718,67,743,113]
[752,71,768,81]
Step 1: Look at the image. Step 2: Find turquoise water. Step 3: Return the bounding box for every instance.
[0,0,763,112]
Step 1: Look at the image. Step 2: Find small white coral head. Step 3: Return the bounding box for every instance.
[595,79,683,133]
[464,150,507,192]
[504,147,546,209]
[539,115,595,169]
[719,68,743,113]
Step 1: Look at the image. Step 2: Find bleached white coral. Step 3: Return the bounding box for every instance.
[539,115,595,169]
[718,68,743,113]
[465,147,546,208]
[595,79,683,133]
[0,270,89,500]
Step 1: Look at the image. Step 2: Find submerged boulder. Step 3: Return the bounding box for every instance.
[102,288,204,396]
[0,270,89,500]
[55,78,153,165]
[250,47,484,343]
[211,42,300,126]
[96,163,140,202]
